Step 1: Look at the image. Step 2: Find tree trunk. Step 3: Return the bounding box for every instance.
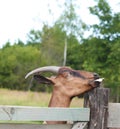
[63,38,67,66]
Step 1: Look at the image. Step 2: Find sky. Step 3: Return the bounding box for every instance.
[0,0,120,48]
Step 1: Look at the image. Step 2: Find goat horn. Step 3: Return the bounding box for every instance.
[25,66,61,79]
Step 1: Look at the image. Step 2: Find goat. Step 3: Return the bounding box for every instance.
[25,66,103,124]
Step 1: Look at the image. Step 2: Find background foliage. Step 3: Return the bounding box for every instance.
[0,0,120,102]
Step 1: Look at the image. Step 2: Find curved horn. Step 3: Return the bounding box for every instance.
[25,66,61,79]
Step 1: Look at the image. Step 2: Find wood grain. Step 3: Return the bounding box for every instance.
[84,88,110,129]
[108,103,120,128]
[0,106,90,122]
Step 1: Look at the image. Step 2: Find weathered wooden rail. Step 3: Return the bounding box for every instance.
[0,88,120,129]
[0,106,89,129]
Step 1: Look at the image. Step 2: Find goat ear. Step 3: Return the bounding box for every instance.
[34,75,53,85]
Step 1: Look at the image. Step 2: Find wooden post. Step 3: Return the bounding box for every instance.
[84,88,110,129]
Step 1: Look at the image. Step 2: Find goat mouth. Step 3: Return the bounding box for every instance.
[94,78,104,87]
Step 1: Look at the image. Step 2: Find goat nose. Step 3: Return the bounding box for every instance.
[93,73,100,79]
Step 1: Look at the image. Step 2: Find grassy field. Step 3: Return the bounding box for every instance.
[0,88,83,107]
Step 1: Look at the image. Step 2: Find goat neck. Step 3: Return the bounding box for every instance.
[47,87,71,124]
[48,88,71,107]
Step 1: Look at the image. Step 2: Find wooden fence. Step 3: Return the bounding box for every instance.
[0,88,120,129]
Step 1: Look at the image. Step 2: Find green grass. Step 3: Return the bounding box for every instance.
[0,88,83,107]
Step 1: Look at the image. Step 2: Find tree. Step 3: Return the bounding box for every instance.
[107,41,120,102]
[89,0,120,40]
[27,30,42,45]
[88,0,120,102]
[0,44,47,91]
[40,24,66,66]
[56,0,87,65]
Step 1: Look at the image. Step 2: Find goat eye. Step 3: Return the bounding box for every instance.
[63,72,71,78]
[67,73,71,78]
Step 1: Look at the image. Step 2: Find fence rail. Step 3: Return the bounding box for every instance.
[0,106,89,129]
[108,103,120,128]
[0,106,89,122]
[0,123,73,129]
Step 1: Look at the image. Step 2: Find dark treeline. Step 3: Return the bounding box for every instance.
[0,0,120,102]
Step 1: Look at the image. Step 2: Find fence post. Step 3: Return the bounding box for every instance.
[84,87,110,129]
